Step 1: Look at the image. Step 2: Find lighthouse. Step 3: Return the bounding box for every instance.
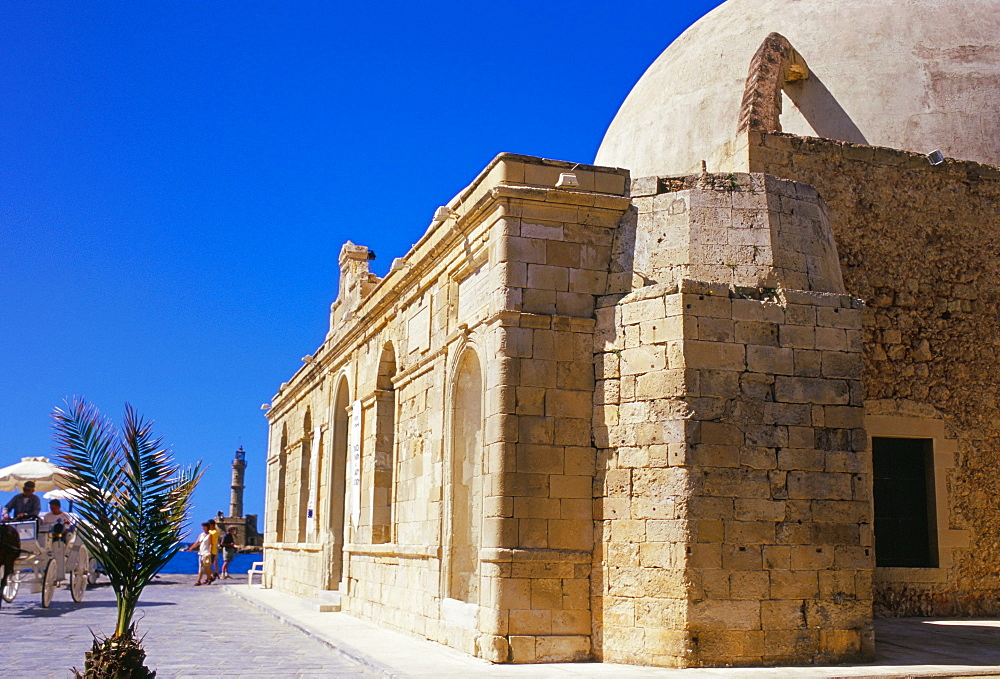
[230,445,247,518]
[217,445,262,548]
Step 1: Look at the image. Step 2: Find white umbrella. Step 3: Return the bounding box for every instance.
[43,488,83,501]
[42,487,91,515]
[0,456,70,492]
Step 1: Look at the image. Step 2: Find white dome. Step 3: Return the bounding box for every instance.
[595,0,1000,177]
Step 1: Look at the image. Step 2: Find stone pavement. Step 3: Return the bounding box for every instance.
[0,572,371,677]
[5,570,1000,678]
[230,585,1000,678]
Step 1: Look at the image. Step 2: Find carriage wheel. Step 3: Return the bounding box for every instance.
[41,559,56,608]
[1,568,20,603]
[70,557,88,602]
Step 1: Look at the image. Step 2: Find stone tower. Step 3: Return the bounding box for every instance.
[230,445,247,518]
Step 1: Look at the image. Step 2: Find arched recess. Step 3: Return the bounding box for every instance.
[314,416,324,541]
[327,375,351,589]
[736,32,810,135]
[276,424,288,543]
[448,347,484,604]
[372,343,397,544]
[298,408,312,542]
[735,31,867,145]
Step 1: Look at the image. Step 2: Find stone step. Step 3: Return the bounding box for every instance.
[304,589,342,613]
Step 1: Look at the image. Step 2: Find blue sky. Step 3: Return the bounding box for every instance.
[0,1,725,533]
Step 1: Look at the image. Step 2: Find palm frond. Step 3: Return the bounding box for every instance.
[52,397,203,636]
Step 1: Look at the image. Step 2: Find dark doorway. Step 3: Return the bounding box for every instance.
[872,437,937,568]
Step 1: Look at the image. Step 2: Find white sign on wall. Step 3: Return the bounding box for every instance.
[349,399,362,527]
[306,425,321,539]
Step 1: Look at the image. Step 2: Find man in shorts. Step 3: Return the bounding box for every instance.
[206,519,220,582]
[189,522,214,586]
[221,527,238,579]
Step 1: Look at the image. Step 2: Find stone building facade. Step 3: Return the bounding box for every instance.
[262,0,1000,668]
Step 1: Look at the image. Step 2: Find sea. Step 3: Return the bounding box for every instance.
[162,550,261,574]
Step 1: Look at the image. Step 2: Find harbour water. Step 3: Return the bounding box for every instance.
[162,550,261,574]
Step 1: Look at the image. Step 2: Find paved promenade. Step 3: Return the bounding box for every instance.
[0,572,370,677]
[231,585,1000,678]
[5,570,1000,678]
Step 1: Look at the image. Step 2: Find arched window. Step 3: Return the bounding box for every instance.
[372,344,396,544]
[449,348,483,604]
[297,409,312,542]
[313,422,324,542]
[328,376,351,589]
[275,424,288,543]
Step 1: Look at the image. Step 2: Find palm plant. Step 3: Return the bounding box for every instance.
[53,398,203,678]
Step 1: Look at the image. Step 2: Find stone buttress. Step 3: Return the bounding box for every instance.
[593,173,873,667]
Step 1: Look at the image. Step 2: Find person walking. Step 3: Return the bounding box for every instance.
[206,519,220,582]
[221,527,237,579]
[189,522,214,586]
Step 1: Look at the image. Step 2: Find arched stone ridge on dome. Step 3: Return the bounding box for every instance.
[595,0,1000,177]
[736,32,809,135]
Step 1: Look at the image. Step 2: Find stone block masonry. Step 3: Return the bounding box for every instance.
[259,7,1000,664]
[264,156,882,669]
[615,172,844,297]
[265,154,633,665]
[746,131,1000,617]
[594,281,872,667]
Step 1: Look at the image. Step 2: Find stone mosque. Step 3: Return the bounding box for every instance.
[262,0,1000,667]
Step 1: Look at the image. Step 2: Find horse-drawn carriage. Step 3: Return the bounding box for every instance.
[0,455,97,609]
[1,518,94,607]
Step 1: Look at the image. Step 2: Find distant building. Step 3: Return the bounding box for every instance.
[217,446,262,548]
[263,0,1000,668]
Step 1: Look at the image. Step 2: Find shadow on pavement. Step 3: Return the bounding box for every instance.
[875,617,1000,666]
[5,599,175,618]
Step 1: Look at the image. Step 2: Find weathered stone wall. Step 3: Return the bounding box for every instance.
[264,155,631,663]
[490,313,601,663]
[748,132,1000,615]
[261,382,329,595]
[264,544,323,595]
[616,173,844,294]
[263,140,1000,667]
[393,359,444,546]
[464,164,631,663]
[592,172,873,667]
[593,277,872,667]
[592,283,694,667]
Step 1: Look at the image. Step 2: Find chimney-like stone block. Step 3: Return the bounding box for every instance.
[618,173,844,296]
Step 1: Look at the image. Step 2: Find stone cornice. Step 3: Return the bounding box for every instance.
[269,153,631,416]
